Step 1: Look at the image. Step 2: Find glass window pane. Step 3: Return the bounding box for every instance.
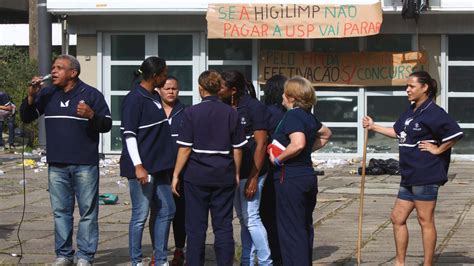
[317,87,359,92]
[111,96,125,121]
[367,86,406,91]
[367,34,412,52]
[260,39,305,51]
[313,37,359,52]
[168,66,193,91]
[314,96,358,122]
[448,98,474,123]
[368,131,399,153]
[209,65,252,81]
[448,66,474,92]
[111,65,140,91]
[452,128,474,154]
[111,35,145,60]
[448,35,474,61]
[319,127,357,153]
[111,126,123,151]
[367,96,410,122]
[158,35,193,60]
[209,40,252,60]
[179,96,193,106]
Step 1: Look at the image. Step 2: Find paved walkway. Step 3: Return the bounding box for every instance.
[0,152,473,265]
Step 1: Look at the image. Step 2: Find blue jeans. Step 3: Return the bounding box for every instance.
[398,184,440,201]
[0,115,15,146]
[128,172,175,265]
[48,164,99,263]
[234,175,272,266]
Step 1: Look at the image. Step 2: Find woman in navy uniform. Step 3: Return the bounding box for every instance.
[149,75,187,266]
[269,76,332,265]
[120,56,176,266]
[362,71,463,266]
[261,74,287,265]
[219,70,272,265]
[171,70,246,266]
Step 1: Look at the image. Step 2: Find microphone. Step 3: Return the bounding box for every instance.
[28,74,52,86]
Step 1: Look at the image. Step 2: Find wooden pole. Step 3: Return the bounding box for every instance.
[357,127,369,265]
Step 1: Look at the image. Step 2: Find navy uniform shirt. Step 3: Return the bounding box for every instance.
[19,79,112,165]
[120,84,175,178]
[168,100,186,157]
[394,99,463,186]
[0,92,11,106]
[177,95,247,186]
[236,94,269,179]
[272,108,322,179]
[266,104,285,137]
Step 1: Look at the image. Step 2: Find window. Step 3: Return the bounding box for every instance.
[103,33,201,153]
[447,35,474,155]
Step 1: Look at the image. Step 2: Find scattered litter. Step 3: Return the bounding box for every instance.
[32,148,46,155]
[21,159,36,167]
[33,169,43,173]
[349,169,358,175]
[123,201,130,205]
[454,181,469,185]
[19,179,26,185]
[99,193,119,205]
[116,180,127,188]
[99,159,119,168]
[358,158,400,175]
[100,169,110,176]
[0,170,4,175]
[40,156,47,163]
[313,158,353,169]
[317,197,347,203]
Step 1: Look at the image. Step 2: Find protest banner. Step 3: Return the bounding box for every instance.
[258,50,428,86]
[207,2,383,39]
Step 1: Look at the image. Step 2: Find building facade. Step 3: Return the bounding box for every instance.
[46,0,474,158]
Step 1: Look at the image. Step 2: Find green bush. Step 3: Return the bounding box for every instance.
[0,46,39,147]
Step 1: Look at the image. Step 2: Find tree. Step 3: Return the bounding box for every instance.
[0,46,38,147]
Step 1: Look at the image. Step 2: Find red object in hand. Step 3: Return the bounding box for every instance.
[267,139,286,157]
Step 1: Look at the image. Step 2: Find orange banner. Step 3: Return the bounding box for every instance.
[207,2,383,39]
[258,50,428,87]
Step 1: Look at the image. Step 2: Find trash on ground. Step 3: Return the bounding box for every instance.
[99,193,119,205]
[358,158,400,175]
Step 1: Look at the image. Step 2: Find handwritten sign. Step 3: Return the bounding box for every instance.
[207,3,383,39]
[258,50,428,87]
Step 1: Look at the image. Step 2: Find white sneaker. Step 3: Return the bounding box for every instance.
[53,257,73,266]
[76,258,91,266]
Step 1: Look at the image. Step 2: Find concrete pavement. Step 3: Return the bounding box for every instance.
[0,152,472,265]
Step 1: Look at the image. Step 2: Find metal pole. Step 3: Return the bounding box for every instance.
[60,15,69,55]
[37,0,51,148]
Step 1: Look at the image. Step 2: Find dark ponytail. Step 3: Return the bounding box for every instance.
[221,70,246,99]
[133,56,167,83]
[409,71,438,99]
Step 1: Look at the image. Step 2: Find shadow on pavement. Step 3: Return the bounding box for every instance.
[313,245,339,260]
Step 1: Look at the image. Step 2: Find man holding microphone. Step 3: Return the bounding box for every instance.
[20,55,112,266]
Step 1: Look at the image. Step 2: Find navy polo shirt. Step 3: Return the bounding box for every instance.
[266,104,285,136]
[236,94,269,179]
[0,92,11,106]
[120,84,175,178]
[394,99,463,186]
[177,95,247,186]
[272,108,322,179]
[21,79,111,165]
[168,100,186,156]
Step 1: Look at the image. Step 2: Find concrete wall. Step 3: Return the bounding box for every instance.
[76,35,98,89]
